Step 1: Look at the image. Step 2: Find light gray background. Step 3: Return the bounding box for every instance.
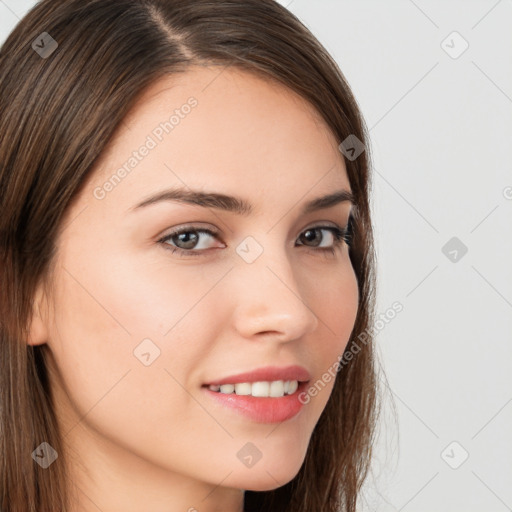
[1,1,511,511]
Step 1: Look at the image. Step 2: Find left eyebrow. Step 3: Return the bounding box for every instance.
[128,186,356,216]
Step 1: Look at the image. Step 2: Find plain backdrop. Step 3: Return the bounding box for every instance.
[1,1,511,511]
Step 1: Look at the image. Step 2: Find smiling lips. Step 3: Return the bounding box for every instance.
[201,364,312,423]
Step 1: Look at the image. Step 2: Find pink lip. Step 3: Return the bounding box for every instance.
[203,364,312,386]
[201,380,309,423]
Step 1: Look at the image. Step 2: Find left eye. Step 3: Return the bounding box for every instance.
[158,224,352,257]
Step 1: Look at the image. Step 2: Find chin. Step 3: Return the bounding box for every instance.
[231,463,303,492]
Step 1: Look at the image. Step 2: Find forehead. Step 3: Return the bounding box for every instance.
[84,65,350,213]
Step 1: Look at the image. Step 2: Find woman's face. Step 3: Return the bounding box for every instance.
[31,65,359,510]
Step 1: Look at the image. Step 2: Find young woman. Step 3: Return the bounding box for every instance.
[0,1,380,511]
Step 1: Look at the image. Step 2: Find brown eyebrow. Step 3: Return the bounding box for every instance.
[128,187,356,215]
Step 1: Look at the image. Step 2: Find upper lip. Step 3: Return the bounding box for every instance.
[203,365,312,386]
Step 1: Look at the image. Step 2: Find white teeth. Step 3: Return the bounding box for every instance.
[219,384,235,394]
[269,380,284,397]
[287,379,298,394]
[208,380,299,397]
[251,381,270,397]
[234,382,252,395]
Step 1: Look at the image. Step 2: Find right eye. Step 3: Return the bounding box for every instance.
[158,227,222,257]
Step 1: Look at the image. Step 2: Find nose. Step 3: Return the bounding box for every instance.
[229,241,319,342]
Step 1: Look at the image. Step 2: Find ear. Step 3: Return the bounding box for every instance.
[27,281,50,346]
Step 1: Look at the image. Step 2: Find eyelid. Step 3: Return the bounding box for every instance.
[157,223,221,243]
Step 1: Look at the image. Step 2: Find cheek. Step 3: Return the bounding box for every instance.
[45,250,225,475]
[46,242,225,427]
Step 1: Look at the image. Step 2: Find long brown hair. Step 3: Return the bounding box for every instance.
[0,1,380,510]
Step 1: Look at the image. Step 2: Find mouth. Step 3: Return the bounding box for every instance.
[200,364,312,423]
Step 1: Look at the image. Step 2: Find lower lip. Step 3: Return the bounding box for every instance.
[201,382,309,424]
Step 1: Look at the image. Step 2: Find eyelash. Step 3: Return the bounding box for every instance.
[157,221,353,258]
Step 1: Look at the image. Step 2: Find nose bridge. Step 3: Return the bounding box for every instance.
[230,233,319,339]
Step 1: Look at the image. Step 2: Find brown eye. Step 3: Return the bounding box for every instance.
[297,225,351,252]
[159,227,221,256]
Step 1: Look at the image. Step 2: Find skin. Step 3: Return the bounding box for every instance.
[28,65,359,512]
